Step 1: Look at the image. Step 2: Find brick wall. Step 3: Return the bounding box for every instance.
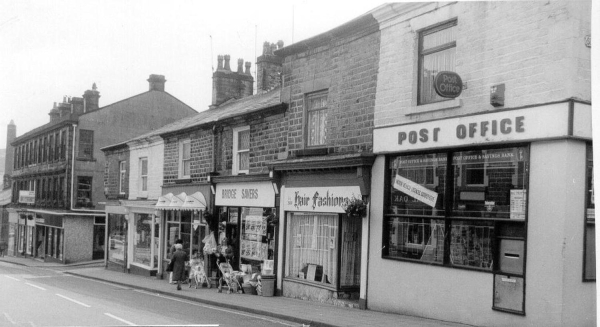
[281,18,380,156]
[163,129,213,184]
[374,1,591,127]
[103,147,129,200]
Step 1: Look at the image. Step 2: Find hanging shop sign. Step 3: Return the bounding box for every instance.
[284,186,362,213]
[215,182,276,207]
[433,71,463,98]
[19,191,35,204]
[374,102,591,152]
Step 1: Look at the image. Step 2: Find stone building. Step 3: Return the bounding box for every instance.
[6,75,196,264]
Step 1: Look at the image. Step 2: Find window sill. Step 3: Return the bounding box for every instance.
[406,98,463,116]
[76,157,96,162]
[283,276,337,291]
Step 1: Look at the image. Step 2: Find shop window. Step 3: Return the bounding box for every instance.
[418,20,457,105]
[133,213,153,266]
[584,143,595,280]
[76,176,93,207]
[179,139,191,179]
[78,129,94,160]
[140,158,148,193]
[305,91,328,147]
[233,126,250,175]
[164,210,195,260]
[384,146,528,272]
[119,161,127,195]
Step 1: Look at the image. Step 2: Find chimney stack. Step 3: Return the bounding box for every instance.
[148,74,166,92]
[83,83,100,112]
[49,102,60,123]
[211,54,254,108]
[3,120,16,189]
[257,40,284,93]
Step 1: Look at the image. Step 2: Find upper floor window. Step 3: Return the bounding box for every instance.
[418,20,457,105]
[233,126,250,175]
[179,139,191,179]
[48,134,54,161]
[76,176,93,207]
[119,161,127,195]
[306,91,328,147]
[140,158,148,193]
[78,129,94,160]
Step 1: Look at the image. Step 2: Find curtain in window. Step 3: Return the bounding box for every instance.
[340,216,361,287]
[182,142,191,176]
[238,130,250,171]
[287,213,338,285]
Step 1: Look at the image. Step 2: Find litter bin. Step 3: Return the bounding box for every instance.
[261,274,275,297]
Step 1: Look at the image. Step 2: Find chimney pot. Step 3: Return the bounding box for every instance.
[277,40,284,49]
[147,74,166,91]
[217,55,224,70]
[245,62,252,75]
[237,59,244,73]
[224,55,231,71]
[263,41,270,55]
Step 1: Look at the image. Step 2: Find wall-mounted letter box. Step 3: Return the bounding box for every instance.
[499,239,524,275]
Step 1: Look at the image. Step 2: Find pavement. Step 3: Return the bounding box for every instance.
[0,256,471,327]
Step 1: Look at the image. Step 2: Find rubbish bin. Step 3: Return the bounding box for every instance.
[261,274,275,297]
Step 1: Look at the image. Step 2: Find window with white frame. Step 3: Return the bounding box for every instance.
[179,139,191,179]
[119,161,127,195]
[418,20,457,105]
[140,158,148,193]
[305,91,328,147]
[233,126,250,175]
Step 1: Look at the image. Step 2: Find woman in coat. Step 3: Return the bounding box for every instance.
[171,243,188,290]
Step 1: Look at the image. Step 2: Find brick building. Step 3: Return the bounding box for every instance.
[367,2,593,326]
[269,14,380,307]
[6,75,197,264]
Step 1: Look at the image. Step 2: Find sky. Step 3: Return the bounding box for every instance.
[0,0,386,149]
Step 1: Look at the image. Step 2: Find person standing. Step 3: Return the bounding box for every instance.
[171,243,188,291]
[169,239,183,284]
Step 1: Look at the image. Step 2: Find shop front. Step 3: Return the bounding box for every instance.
[369,100,595,326]
[213,178,278,283]
[156,186,210,280]
[106,205,128,272]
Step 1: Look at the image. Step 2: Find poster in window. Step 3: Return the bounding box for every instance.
[510,190,527,220]
[306,264,317,281]
[229,210,238,224]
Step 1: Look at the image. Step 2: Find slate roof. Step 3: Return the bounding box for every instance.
[102,87,284,150]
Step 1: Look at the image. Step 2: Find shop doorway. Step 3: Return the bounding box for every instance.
[93,216,106,260]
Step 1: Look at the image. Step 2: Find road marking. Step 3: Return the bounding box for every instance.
[104,313,136,326]
[2,312,16,324]
[134,290,296,326]
[3,275,20,281]
[55,294,91,307]
[25,282,46,291]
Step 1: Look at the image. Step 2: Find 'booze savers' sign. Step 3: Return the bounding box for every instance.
[393,175,438,208]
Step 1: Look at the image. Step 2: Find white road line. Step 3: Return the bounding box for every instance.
[55,294,91,308]
[3,312,16,324]
[104,313,136,326]
[25,282,46,291]
[134,290,296,327]
[3,275,20,281]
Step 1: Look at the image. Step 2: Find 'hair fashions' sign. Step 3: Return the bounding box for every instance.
[284,186,362,213]
[374,102,591,152]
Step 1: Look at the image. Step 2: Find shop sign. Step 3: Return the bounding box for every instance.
[19,191,35,204]
[35,218,45,224]
[374,102,576,152]
[284,186,362,213]
[215,182,276,207]
[433,71,463,98]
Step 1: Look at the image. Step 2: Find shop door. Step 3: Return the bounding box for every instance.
[35,227,45,259]
[93,225,105,260]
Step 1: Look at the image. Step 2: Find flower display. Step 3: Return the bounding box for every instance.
[343,197,368,217]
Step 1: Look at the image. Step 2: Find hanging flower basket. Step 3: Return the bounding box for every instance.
[343,197,368,218]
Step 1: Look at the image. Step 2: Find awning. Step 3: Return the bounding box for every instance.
[156,192,206,211]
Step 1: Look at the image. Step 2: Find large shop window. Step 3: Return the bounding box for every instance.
[418,20,456,105]
[133,213,155,267]
[584,143,595,281]
[285,213,361,288]
[108,214,127,265]
[384,146,528,272]
[164,210,206,261]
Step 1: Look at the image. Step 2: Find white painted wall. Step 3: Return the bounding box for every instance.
[128,138,164,200]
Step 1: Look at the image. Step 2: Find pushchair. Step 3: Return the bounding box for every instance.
[216,260,242,294]
[188,257,210,289]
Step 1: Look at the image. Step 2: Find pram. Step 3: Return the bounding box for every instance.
[216,260,242,294]
[188,257,210,289]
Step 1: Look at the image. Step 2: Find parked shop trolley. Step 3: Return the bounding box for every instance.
[217,260,242,294]
[188,257,210,289]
